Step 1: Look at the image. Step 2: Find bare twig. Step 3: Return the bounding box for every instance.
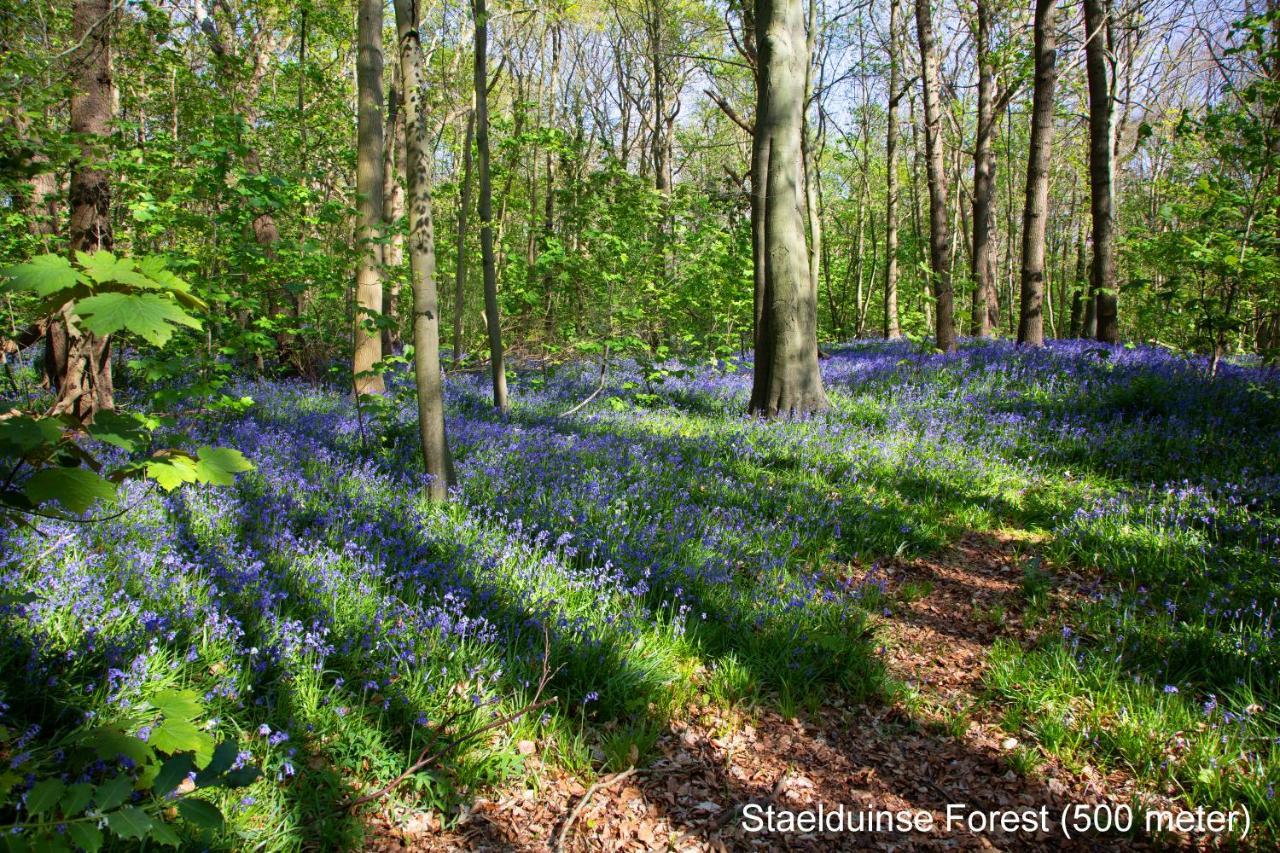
[553,766,641,851]
[559,345,609,418]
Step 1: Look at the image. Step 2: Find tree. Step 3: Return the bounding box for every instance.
[915,0,957,352]
[50,0,116,422]
[474,0,509,410]
[454,107,475,367]
[1017,0,1057,346]
[353,0,386,395]
[748,0,830,417]
[1084,0,1120,343]
[884,0,904,340]
[383,81,406,356]
[393,0,456,500]
[970,0,1001,337]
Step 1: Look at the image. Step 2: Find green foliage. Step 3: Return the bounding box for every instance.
[0,687,258,851]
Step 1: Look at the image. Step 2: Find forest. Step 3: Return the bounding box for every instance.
[0,0,1278,848]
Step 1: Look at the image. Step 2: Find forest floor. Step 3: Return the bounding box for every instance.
[367,533,1196,852]
[5,340,1275,851]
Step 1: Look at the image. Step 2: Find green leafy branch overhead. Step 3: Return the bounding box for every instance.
[1,251,205,346]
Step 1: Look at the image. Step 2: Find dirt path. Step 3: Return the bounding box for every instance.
[367,534,1192,852]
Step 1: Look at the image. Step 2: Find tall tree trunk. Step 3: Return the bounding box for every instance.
[1084,0,1119,343]
[454,108,475,366]
[474,0,508,409]
[382,81,406,355]
[392,0,455,500]
[52,0,115,422]
[914,0,956,352]
[354,0,386,395]
[1017,0,1056,347]
[970,0,998,337]
[748,0,829,417]
[1069,218,1086,336]
[884,0,902,339]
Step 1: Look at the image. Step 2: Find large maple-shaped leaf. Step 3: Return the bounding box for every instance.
[1,254,80,296]
[75,292,201,345]
[23,466,116,513]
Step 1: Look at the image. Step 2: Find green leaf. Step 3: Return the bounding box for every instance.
[176,797,224,829]
[93,775,135,812]
[86,729,153,765]
[76,251,153,290]
[23,466,116,514]
[145,455,200,491]
[219,766,261,789]
[66,823,103,853]
[26,778,65,815]
[86,411,150,452]
[150,719,213,766]
[60,781,95,816]
[106,805,154,840]
[152,753,195,796]
[193,446,253,486]
[1,254,79,296]
[197,739,237,779]
[147,820,181,847]
[0,416,64,457]
[74,292,202,346]
[151,688,203,721]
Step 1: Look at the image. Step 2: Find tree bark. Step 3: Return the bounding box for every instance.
[474,0,509,410]
[1084,0,1119,343]
[52,0,116,423]
[748,0,829,417]
[454,108,475,367]
[884,0,902,340]
[393,0,456,501]
[1017,0,1057,347]
[970,0,998,337]
[354,0,386,395]
[914,0,956,352]
[382,81,406,355]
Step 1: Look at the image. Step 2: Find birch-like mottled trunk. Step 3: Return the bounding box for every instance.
[392,0,456,500]
[914,0,957,352]
[1017,0,1057,347]
[382,82,406,355]
[748,0,830,417]
[353,0,386,394]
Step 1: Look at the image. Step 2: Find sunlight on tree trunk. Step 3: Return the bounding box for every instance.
[748,0,830,418]
[1017,0,1057,348]
[353,0,386,395]
[915,0,957,353]
[393,0,456,500]
[53,0,115,423]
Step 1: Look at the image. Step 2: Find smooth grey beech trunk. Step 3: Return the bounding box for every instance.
[393,0,456,501]
[354,0,386,394]
[1017,0,1057,347]
[1084,0,1120,343]
[474,0,509,410]
[748,0,830,417]
[914,0,957,353]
